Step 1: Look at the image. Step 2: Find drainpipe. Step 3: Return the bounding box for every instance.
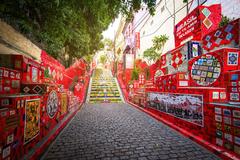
[113,30,116,77]
[173,0,176,26]
[173,0,176,47]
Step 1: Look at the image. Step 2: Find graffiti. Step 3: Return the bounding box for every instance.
[61,93,68,115]
[24,99,40,144]
[147,92,204,126]
[47,90,59,118]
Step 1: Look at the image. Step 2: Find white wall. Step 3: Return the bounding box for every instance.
[134,0,187,63]
[190,0,240,19]
[134,0,240,64]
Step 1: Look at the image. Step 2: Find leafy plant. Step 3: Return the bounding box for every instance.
[131,63,140,80]
[69,76,79,91]
[144,67,150,80]
[0,0,156,66]
[219,15,231,27]
[152,35,169,52]
[103,38,114,51]
[143,34,169,64]
[143,47,157,64]
[83,54,94,64]
[100,55,107,64]
[44,68,50,78]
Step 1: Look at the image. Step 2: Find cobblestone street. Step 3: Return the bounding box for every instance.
[42,103,219,160]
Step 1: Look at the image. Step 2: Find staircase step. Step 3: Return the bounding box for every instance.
[87,68,122,103]
[90,95,120,98]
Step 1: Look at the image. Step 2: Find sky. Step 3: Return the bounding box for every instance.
[102,16,121,40]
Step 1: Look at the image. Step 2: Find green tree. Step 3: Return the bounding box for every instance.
[144,67,150,80]
[131,66,140,81]
[0,0,156,66]
[83,54,94,64]
[152,35,169,52]
[219,15,232,27]
[143,47,158,64]
[131,61,141,81]
[143,34,169,64]
[100,55,107,64]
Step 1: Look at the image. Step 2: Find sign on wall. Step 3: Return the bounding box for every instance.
[135,32,140,49]
[191,54,221,86]
[47,90,59,118]
[24,99,40,144]
[147,92,204,126]
[125,54,134,69]
[32,67,38,82]
[61,93,68,115]
[175,4,221,47]
[175,7,201,46]
[161,44,189,75]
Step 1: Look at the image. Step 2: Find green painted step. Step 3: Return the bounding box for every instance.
[88,69,122,103]
[90,95,120,97]
[89,97,122,100]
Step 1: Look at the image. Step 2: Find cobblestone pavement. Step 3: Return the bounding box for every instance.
[42,103,220,160]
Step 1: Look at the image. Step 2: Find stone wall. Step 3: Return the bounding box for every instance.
[0,19,41,60]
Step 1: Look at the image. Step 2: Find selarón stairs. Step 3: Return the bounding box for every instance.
[87,68,124,103]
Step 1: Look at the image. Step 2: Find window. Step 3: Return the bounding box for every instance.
[199,0,207,5]
[161,6,165,13]
[150,20,154,25]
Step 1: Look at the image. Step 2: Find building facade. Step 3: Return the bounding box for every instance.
[120,0,240,65]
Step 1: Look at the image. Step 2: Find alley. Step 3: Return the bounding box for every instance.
[42,103,219,160]
[1,1,240,159]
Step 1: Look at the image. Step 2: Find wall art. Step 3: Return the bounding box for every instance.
[147,92,203,126]
[24,99,40,144]
[47,90,59,118]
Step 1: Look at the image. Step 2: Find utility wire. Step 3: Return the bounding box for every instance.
[115,0,194,47]
[131,2,163,31]
[141,0,193,38]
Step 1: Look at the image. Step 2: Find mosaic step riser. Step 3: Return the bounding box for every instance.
[90,94,120,96]
[92,78,115,79]
[92,78,115,82]
[93,78,115,82]
[90,90,119,91]
[89,97,122,99]
[91,86,116,87]
[88,69,123,103]
[89,102,122,104]
[92,84,117,87]
[91,82,116,84]
[92,80,116,81]
[90,99,121,100]
[90,93,120,95]
[91,85,117,86]
[92,81,116,82]
[90,91,120,93]
[90,90,119,92]
[93,78,114,82]
[90,93,119,95]
[90,96,121,98]
[92,82,116,83]
[89,99,122,101]
[91,86,117,87]
[89,99,122,102]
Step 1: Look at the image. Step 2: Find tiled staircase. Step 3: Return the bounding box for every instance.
[87,68,123,103]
